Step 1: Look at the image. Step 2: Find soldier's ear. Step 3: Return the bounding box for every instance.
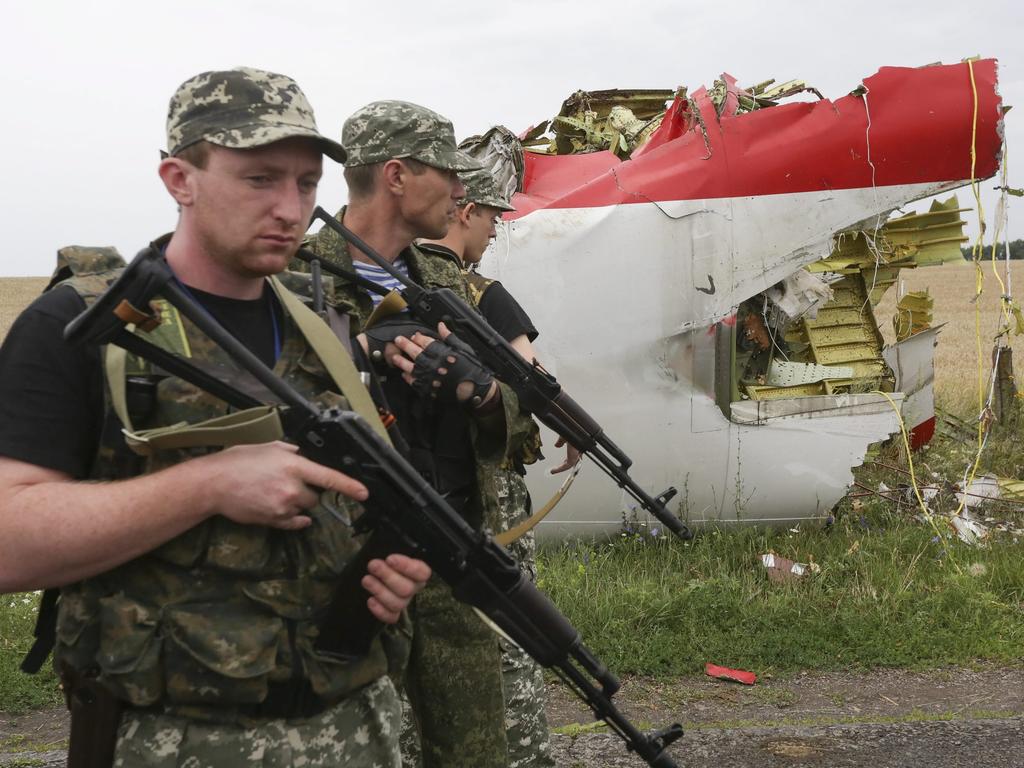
[457,202,475,226]
[381,159,407,196]
[159,157,196,208]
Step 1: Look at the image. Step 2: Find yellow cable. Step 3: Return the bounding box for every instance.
[962,61,989,512]
[872,390,961,573]
[953,59,1002,522]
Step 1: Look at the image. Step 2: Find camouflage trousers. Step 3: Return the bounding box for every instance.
[401,636,551,768]
[112,676,401,767]
[491,470,555,768]
[400,579,508,768]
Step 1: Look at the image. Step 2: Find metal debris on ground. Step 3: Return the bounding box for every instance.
[705,663,757,686]
[761,553,818,583]
[849,463,1024,546]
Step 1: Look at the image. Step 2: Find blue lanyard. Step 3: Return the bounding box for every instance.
[171,277,282,364]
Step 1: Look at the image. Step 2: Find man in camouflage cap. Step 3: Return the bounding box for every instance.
[0,68,430,767]
[419,166,566,768]
[308,101,540,768]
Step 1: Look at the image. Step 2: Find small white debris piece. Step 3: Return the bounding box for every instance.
[950,512,990,546]
[765,269,835,321]
[907,484,940,503]
[956,474,1001,509]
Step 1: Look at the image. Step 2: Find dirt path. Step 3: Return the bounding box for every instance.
[3,666,1022,767]
[546,665,1024,767]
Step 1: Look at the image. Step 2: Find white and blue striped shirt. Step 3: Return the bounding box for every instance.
[353,256,409,307]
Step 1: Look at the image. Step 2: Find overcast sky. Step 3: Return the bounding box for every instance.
[1,0,1021,276]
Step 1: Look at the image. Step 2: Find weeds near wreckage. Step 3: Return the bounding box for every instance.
[537,447,1024,678]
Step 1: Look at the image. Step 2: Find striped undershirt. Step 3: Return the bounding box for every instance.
[353,256,409,307]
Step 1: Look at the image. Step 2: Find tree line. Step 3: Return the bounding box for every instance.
[961,239,1024,260]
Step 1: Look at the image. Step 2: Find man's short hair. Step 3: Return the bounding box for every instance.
[344,157,429,200]
[173,140,213,169]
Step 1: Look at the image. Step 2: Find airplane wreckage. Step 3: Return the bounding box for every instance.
[463,58,1006,536]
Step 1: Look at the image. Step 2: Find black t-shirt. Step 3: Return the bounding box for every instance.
[477,280,538,344]
[0,282,283,479]
[416,243,538,344]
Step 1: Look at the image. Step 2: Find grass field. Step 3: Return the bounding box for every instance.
[0,260,1021,712]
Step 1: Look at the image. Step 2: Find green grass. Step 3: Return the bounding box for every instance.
[1,430,1021,714]
[536,430,1024,677]
[0,592,63,713]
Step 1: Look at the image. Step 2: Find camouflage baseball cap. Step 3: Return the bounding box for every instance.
[459,167,515,212]
[166,67,346,163]
[342,100,482,171]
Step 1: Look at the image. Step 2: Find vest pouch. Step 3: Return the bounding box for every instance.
[55,587,102,673]
[163,603,284,705]
[95,594,162,706]
[296,626,389,702]
[125,376,161,425]
[204,517,278,574]
[295,353,337,396]
[303,499,363,579]
[148,520,211,568]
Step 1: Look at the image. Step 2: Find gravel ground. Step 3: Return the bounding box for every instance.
[3,666,1022,767]
[551,716,1024,767]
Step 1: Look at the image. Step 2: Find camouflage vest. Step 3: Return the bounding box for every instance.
[52,245,399,719]
[463,269,495,308]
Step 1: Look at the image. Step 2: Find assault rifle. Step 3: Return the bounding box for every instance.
[300,206,691,540]
[63,247,685,768]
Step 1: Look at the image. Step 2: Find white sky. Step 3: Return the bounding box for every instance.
[1,0,1021,276]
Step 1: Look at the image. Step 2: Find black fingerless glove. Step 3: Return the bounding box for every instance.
[409,334,494,408]
[362,318,437,373]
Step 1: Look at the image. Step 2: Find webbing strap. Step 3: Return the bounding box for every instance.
[268,277,390,444]
[494,462,582,546]
[106,325,284,455]
[365,290,409,330]
[105,341,133,432]
[122,406,284,456]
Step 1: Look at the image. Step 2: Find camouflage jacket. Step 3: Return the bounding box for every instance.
[306,209,537,528]
[52,244,405,722]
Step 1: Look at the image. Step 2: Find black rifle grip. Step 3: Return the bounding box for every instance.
[314,529,400,659]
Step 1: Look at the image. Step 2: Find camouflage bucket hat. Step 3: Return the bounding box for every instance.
[166,67,346,163]
[342,100,482,171]
[459,167,515,212]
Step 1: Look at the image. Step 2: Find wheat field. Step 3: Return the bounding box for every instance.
[2,262,1021,415]
[0,277,48,344]
[874,260,1022,415]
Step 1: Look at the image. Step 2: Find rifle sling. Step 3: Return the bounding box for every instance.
[494,461,581,546]
[105,278,389,454]
[268,276,390,443]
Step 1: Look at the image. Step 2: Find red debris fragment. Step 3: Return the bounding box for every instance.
[705,663,757,685]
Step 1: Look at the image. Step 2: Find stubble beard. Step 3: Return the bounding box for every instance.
[201,229,294,281]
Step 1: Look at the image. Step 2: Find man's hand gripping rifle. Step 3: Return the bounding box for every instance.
[63,247,685,768]
[301,206,690,540]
